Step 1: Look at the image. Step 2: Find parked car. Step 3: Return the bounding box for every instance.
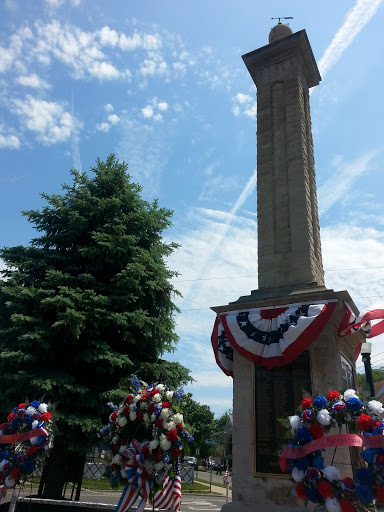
[184,456,197,467]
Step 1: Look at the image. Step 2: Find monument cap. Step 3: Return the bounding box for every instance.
[269,23,293,44]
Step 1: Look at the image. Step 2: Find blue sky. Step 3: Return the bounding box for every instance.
[1,0,384,417]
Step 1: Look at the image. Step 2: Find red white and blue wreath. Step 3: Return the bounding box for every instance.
[99,375,193,512]
[279,389,384,512]
[0,400,53,502]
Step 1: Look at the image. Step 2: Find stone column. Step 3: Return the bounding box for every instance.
[243,29,324,291]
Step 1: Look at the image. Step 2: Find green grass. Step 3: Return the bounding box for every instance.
[195,478,231,490]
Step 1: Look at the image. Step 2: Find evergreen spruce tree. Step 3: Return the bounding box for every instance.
[0,155,190,498]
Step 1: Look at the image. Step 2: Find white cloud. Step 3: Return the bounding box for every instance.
[141,105,154,118]
[96,122,110,132]
[0,134,20,149]
[158,101,168,111]
[104,103,114,112]
[107,113,120,125]
[16,73,50,89]
[88,61,120,80]
[153,113,163,122]
[318,151,378,215]
[99,26,119,47]
[119,33,142,51]
[232,92,256,118]
[13,95,80,145]
[318,0,384,79]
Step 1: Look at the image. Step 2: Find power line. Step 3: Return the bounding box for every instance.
[172,266,384,283]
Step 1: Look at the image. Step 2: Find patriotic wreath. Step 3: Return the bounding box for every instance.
[99,375,193,512]
[279,389,384,512]
[0,400,53,501]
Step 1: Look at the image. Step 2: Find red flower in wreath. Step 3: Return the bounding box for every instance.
[176,423,183,432]
[167,430,178,442]
[28,446,39,456]
[339,498,356,512]
[357,413,373,432]
[141,394,150,402]
[153,448,162,463]
[18,403,27,409]
[162,402,170,409]
[327,390,340,401]
[310,423,324,439]
[295,483,306,500]
[301,398,313,410]
[7,412,16,422]
[170,446,179,458]
[10,468,21,480]
[154,418,163,428]
[318,479,333,499]
[39,412,52,422]
[376,484,384,503]
[125,395,133,404]
[150,390,159,397]
[137,410,143,421]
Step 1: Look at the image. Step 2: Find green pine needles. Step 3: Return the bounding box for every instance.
[0,154,190,453]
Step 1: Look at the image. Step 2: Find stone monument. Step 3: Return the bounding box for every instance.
[211,23,364,512]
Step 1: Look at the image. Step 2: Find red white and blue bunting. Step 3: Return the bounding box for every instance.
[212,301,384,375]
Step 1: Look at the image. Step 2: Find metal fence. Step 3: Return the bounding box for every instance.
[83,461,194,484]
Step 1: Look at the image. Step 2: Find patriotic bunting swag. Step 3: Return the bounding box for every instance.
[100,375,192,512]
[211,300,384,374]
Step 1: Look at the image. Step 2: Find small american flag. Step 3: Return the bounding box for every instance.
[223,470,229,485]
[153,463,182,511]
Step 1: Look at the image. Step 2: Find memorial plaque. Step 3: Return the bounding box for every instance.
[254,351,312,474]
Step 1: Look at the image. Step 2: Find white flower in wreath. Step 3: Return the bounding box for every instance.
[112,454,122,464]
[38,403,48,414]
[119,445,127,454]
[133,395,141,403]
[288,415,301,430]
[0,459,8,471]
[343,389,358,401]
[129,404,136,412]
[154,461,165,471]
[151,414,157,422]
[30,436,38,445]
[292,467,305,483]
[323,466,340,482]
[317,409,332,426]
[156,384,166,392]
[129,411,137,421]
[5,476,15,488]
[160,408,171,419]
[166,420,176,431]
[367,400,383,415]
[325,497,341,512]
[26,406,36,416]
[152,394,161,403]
[166,391,174,400]
[149,439,159,451]
[112,436,118,444]
[140,401,147,410]
[160,434,172,451]
[173,413,183,425]
[120,468,127,479]
[117,416,127,427]
[143,413,151,424]
[32,420,39,429]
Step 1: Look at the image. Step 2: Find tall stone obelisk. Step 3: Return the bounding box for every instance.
[213,23,362,512]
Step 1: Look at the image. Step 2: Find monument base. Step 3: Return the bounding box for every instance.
[222,500,314,512]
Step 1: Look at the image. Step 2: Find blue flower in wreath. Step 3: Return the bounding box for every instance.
[301,410,312,423]
[356,484,374,505]
[332,400,346,414]
[373,421,384,435]
[346,397,363,413]
[313,395,327,408]
[360,448,376,465]
[292,456,309,471]
[356,467,373,485]
[23,459,35,474]
[296,427,312,444]
[310,455,324,469]
[306,487,323,504]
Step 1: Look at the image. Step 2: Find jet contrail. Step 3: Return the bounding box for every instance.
[318,0,383,78]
